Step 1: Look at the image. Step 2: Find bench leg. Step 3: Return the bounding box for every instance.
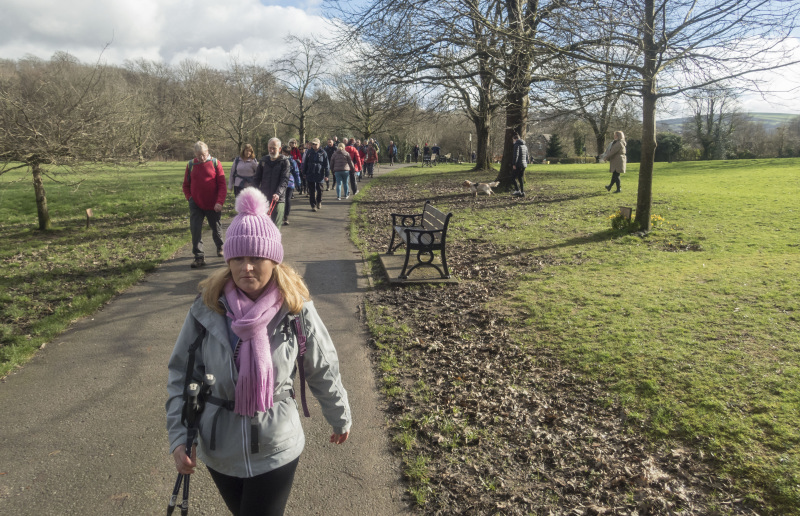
[388,231,397,254]
[440,249,451,279]
[399,247,412,279]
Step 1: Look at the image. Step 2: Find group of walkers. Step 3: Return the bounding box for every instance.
[182,135,392,270]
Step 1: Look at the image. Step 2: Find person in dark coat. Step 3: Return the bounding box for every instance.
[511,133,529,197]
[301,138,331,212]
[255,137,292,228]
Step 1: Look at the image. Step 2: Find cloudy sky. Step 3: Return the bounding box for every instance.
[1,0,330,67]
[2,0,798,116]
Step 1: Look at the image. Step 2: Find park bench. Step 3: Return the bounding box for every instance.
[439,153,450,163]
[387,201,453,280]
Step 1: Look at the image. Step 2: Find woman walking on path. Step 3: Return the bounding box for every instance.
[167,188,351,516]
[364,143,378,178]
[330,143,355,200]
[601,131,626,193]
[344,139,362,195]
[301,138,330,212]
[228,144,259,197]
[255,138,292,228]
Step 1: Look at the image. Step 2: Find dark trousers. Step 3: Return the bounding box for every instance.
[309,181,324,207]
[512,167,526,192]
[208,458,299,516]
[284,187,294,222]
[189,199,223,258]
[365,162,375,177]
[609,172,621,191]
[349,170,358,194]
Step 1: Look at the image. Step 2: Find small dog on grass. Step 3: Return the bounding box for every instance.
[463,180,500,197]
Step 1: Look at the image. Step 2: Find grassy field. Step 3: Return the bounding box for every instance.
[355,159,800,512]
[0,162,234,377]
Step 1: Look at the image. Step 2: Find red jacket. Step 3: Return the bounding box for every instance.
[290,147,303,164]
[345,145,363,171]
[183,158,227,211]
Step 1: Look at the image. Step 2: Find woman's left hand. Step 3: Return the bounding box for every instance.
[330,431,349,445]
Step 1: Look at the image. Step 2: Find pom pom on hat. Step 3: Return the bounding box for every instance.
[234,186,269,216]
[223,187,283,264]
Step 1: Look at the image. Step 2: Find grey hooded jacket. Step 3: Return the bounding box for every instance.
[513,138,528,169]
[166,296,351,478]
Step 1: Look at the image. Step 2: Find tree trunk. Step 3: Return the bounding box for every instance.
[497,87,528,188]
[472,114,493,171]
[595,135,607,159]
[635,0,657,232]
[32,163,50,231]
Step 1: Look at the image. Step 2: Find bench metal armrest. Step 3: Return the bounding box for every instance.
[390,212,423,227]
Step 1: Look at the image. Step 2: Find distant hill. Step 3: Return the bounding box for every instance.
[657,112,799,133]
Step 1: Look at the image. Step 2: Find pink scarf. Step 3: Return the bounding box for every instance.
[224,279,284,417]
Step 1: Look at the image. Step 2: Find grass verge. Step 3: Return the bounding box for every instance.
[0,162,235,378]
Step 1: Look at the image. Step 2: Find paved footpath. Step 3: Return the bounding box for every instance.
[0,166,412,515]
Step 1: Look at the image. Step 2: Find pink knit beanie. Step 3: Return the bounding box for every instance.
[223,188,284,264]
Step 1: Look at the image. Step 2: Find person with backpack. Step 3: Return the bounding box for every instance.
[281,145,302,226]
[183,141,227,269]
[228,144,259,197]
[302,138,330,212]
[255,138,292,229]
[167,187,351,516]
[364,142,379,178]
[329,142,356,200]
[386,141,398,166]
[344,139,363,196]
[511,133,529,197]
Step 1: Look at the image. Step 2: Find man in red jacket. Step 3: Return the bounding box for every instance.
[182,141,226,268]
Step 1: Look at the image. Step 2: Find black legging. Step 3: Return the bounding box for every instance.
[512,167,526,192]
[609,172,621,191]
[208,458,299,516]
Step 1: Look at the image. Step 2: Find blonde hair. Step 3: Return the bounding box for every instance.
[614,131,626,141]
[199,262,310,315]
[337,142,346,150]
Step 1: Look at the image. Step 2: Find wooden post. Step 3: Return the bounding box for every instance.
[86,208,93,228]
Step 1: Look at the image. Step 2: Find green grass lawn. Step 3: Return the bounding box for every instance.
[0,162,234,377]
[359,159,800,512]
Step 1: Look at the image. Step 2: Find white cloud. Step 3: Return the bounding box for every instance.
[0,0,333,68]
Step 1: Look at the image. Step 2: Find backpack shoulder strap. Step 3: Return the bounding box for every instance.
[186,160,195,187]
[290,313,311,417]
[182,316,207,402]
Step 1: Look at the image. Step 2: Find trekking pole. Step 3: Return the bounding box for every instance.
[167,374,215,516]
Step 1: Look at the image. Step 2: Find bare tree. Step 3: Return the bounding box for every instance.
[325,0,508,172]
[275,36,328,144]
[175,59,225,142]
[682,86,741,160]
[121,59,180,162]
[331,70,418,141]
[0,52,124,230]
[218,60,277,155]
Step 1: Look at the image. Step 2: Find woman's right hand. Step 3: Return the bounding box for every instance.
[173,444,197,475]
